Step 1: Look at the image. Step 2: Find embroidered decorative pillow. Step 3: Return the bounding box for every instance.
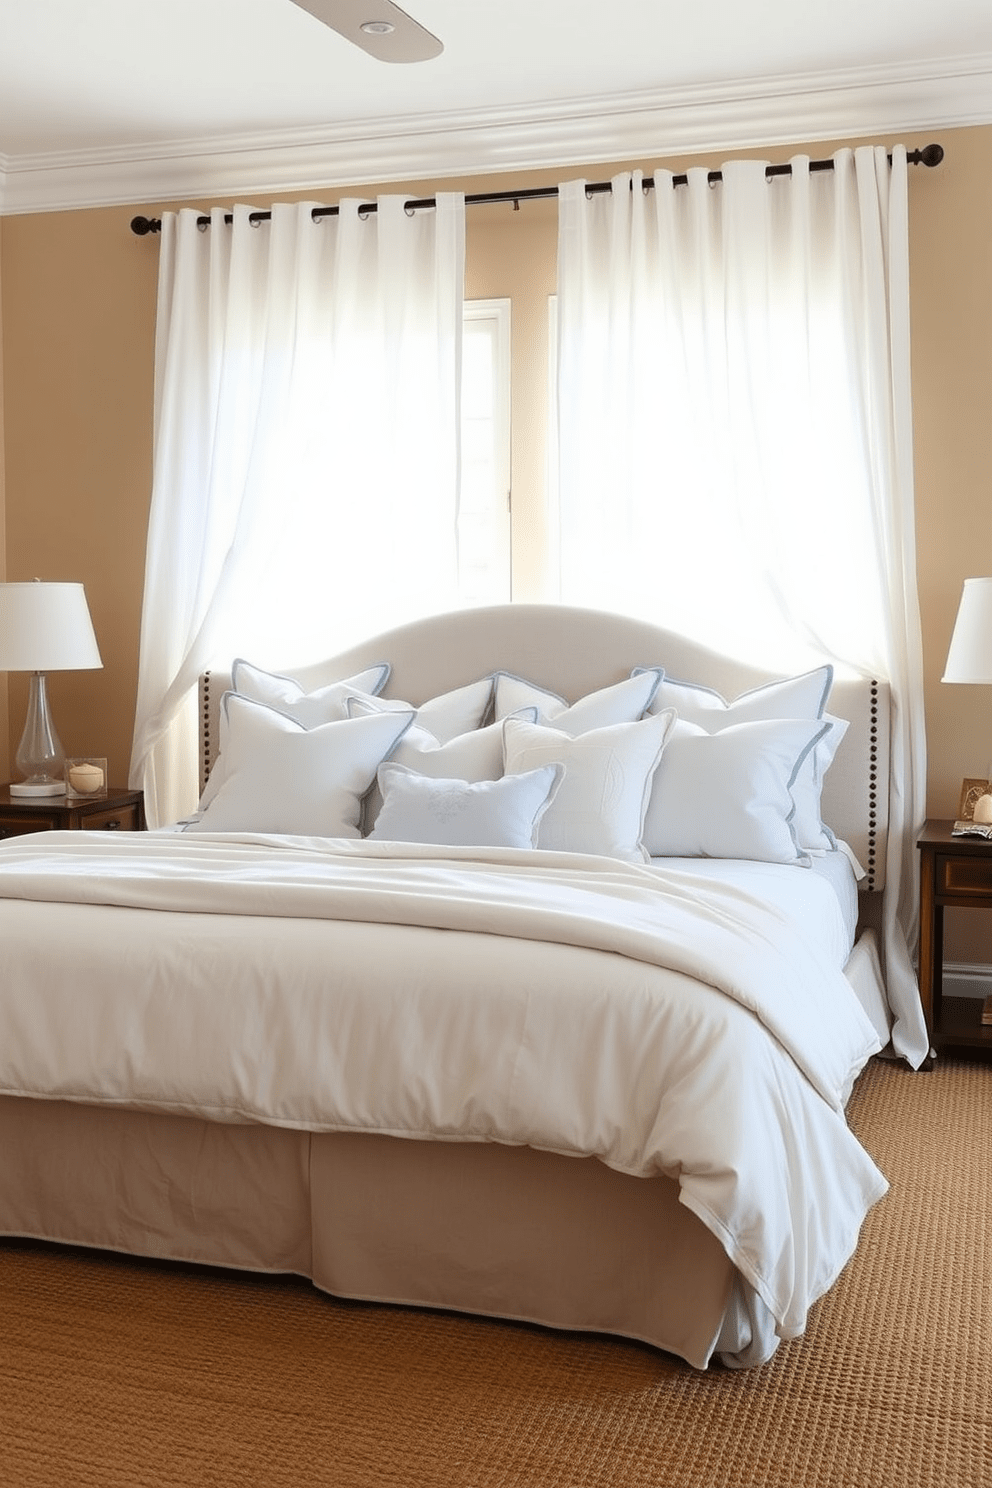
[370,761,563,849]
[501,709,675,862]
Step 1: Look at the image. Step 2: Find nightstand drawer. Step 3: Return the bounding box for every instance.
[936,853,992,896]
[82,802,142,832]
[0,814,61,839]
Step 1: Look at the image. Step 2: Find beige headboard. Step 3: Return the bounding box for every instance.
[199,602,889,891]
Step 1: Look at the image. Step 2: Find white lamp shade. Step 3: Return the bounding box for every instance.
[943,577,992,684]
[0,582,103,672]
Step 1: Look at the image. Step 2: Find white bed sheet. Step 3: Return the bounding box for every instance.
[650,850,860,960]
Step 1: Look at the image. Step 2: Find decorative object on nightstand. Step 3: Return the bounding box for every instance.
[952,779,992,839]
[64,757,108,800]
[0,581,103,797]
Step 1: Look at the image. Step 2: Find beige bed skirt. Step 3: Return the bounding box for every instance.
[0,1093,760,1370]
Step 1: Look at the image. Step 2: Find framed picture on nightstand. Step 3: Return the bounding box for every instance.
[957,778,991,821]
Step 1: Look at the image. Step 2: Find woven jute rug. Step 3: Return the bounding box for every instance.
[2,1056,990,1488]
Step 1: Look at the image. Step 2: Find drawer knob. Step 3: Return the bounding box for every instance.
[103,820,122,831]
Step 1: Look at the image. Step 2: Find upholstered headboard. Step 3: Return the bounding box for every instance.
[199,603,889,891]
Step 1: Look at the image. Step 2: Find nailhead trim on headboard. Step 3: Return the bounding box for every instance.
[203,671,213,784]
[866,679,879,893]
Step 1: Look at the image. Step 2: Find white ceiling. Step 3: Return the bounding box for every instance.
[1,0,990,214]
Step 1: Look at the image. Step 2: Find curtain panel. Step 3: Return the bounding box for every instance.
[130,196,466,829]
[555,147,928,1065]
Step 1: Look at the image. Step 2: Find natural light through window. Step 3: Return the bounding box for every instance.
[548,266,888,676]
[460,300,512,604]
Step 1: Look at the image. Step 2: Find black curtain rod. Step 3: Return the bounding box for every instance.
[130,142,944,236]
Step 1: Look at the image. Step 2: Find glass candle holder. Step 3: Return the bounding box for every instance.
[64,757,108,800]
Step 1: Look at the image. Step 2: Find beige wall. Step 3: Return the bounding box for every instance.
[1,124,991,951]
[1,206,157,783]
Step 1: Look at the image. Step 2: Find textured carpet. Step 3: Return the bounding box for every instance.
[2,1057,990,1488]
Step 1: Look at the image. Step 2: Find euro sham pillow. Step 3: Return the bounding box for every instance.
[493,669,662,734]
[231,658,391,727]
[198,658,395,814]
[369,761,563,849]
[185,692,414,837]
[233,660,492,743]
[501,709,676,862]
[641,716,832,865]
[638,666,841,851]
[641,667,833,728]
[347,676,495,745]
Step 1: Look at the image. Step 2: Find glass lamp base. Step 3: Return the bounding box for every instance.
[13,673,67,799]
[10,778,67,797]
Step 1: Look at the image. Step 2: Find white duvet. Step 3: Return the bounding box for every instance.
[0,830,887,1343]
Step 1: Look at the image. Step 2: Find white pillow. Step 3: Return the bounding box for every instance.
[234,662,490,743]
[640,666,839,850]
[502,710,675,862]
[198,658,394,814]
[641,716,832,864]
[391,718,509,780]
[231,658,391,727]
[493,670,662,734]
[349,700,538,832]
[370,761,563,849]
[791,713,848,851]
[185,692,414,837]
[349,703,537,781]
[348,677,495,746]
[642,667,832,727]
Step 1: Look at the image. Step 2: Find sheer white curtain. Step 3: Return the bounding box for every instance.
[555,147,928,1064]
[130,195,465,828]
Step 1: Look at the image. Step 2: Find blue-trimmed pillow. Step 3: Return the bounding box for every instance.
[370,761,563,849]
[641,716,832,864]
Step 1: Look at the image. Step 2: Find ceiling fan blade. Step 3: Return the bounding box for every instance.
[288,0,443,63]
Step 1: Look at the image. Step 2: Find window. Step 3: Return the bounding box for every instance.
[460,300,511,604]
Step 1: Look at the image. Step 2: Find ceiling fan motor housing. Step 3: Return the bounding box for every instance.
[288,0,444,62]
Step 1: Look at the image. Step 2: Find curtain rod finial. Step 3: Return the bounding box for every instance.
[130,215,160,236]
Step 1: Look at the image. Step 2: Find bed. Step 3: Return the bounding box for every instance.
[0,603,895,1370]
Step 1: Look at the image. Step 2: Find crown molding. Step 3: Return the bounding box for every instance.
[1,53,990,217]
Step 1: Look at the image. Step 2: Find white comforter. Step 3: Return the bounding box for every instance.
[0,830,886,1342]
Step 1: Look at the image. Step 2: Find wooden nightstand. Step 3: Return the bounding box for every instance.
[0,785,145,840]
[917,819,992,1057]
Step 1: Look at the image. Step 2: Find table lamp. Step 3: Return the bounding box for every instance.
[0,581,103,797]
[943,576,992,823]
